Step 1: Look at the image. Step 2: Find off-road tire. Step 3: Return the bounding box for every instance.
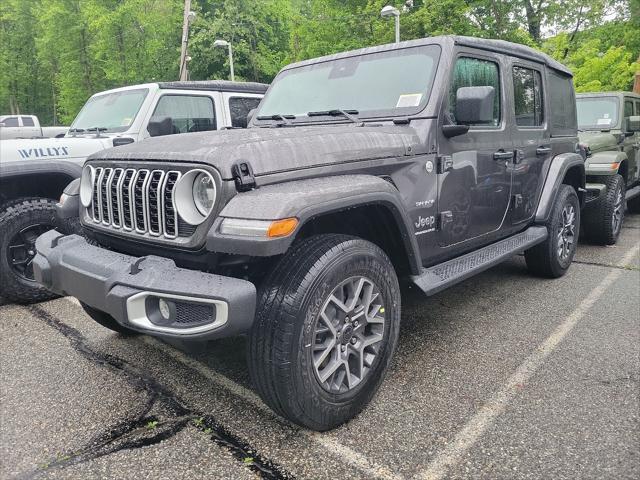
[583,174,626,245]
[525,185,580,278]
[628,193,640,214]
[80,302,139,335]
[248,234,401,431]
[0,198,61,303]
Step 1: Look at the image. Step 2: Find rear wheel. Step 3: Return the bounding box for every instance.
[525,185,580,278]
[248,234,401,430]
[0,198,61,303]
[583,174,625,245]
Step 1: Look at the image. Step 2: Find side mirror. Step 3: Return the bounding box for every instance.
[147,116,174,137]
[455,86,495,125]
[246,108,257,127]
[626,115,640,133]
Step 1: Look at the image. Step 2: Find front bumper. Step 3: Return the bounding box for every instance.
[33,230,256,340]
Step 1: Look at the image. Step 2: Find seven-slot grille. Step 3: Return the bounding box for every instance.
[88,167,182,238]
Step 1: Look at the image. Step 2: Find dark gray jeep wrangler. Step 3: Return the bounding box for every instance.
[33,36,585,430]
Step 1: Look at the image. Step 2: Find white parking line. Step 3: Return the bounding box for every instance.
[141,336,404,480]
[415,243,640,480]
[62,296,402,479]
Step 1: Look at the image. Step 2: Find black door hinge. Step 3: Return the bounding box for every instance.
[437,155,453,174]
[232,161,256,192]
[438,210,453,229]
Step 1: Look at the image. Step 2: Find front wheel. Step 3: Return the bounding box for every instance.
[583,174,626,245]
[525,185,580,278]
[0,198,61,303]
[248,234,401,431]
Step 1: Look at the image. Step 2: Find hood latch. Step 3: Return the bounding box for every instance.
[232,161,256,192]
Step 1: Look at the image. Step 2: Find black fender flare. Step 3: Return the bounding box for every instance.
[535,152,585,223]
[207,174,422,273]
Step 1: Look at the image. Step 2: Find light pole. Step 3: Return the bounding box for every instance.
[214,39,235,82]
[381,5,400,43]
[179,3,196,81]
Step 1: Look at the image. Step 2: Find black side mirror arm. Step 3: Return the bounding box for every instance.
[442,124,470,138]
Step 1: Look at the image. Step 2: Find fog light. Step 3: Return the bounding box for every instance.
[158,298,172,320]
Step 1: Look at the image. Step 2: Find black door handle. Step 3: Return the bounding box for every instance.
[536,146,552,156]
[493,150,514,160]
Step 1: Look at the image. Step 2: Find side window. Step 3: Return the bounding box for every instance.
[449,56,501,126]
[624,100,633,118]
[547,71,577,136]
[21,116,35,127]
[512,66,544,127]
[151,95,216,134]
[229,96,261,128]
[3,116,19,127]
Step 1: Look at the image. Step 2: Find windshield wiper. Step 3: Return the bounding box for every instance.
[256,114,296,126]
[68,128,86,137]
[307,109,363,126]
[86,126,108,137]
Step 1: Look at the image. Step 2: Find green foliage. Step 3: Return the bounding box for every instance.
[0,0,638,124]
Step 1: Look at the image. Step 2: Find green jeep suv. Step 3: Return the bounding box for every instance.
[578,92,640,244]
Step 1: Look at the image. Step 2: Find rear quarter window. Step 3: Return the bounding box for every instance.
[547,71,576,136]
[21,116,35,127]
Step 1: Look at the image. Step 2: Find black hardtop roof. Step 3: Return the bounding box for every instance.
[158,80,268,94]
[284,35,572,76]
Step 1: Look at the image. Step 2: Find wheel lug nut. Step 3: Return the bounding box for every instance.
[341,345,346,351]
[353,320,359,327]
[345,316,351,323]
[350,337,357,345]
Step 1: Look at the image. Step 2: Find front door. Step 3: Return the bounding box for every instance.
[510,62,549,224]
[437,52,512,247]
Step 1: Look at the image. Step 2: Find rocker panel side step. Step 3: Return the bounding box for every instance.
[411,226,548,296]
[626,184,640,201]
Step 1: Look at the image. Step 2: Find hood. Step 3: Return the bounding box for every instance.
[0,136,113,164]
[90,124,425,179]
[578,131,619,154]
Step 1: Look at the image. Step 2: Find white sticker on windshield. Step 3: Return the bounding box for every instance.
[597,118,612,125]
[396,94,422,108]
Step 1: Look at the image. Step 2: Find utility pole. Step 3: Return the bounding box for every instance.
[634,54,640,94]
[179,0,192,81]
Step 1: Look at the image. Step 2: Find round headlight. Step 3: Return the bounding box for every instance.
[174,169,217,225]
[80,165,95,207]
[193,172,216,215]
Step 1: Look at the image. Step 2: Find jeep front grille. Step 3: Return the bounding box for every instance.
[88,167,182,239]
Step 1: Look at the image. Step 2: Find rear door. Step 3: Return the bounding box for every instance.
[509,60,549,225]
[436,50,512,248]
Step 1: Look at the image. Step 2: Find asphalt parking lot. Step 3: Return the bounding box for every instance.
[1,214,639,480]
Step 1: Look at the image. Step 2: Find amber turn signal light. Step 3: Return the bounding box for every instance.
[267,218,298,238]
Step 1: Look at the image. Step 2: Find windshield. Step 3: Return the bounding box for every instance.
[576,97,619,130]
[257,45,441,121]
[70,88,149,133]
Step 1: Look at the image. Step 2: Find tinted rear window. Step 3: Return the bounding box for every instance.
[548,71,576,136]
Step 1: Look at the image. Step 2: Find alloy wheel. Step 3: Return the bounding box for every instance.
[557,204,576,261]
[7,223,51,281]
[612,186,624,235]
[312,276,386,394]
